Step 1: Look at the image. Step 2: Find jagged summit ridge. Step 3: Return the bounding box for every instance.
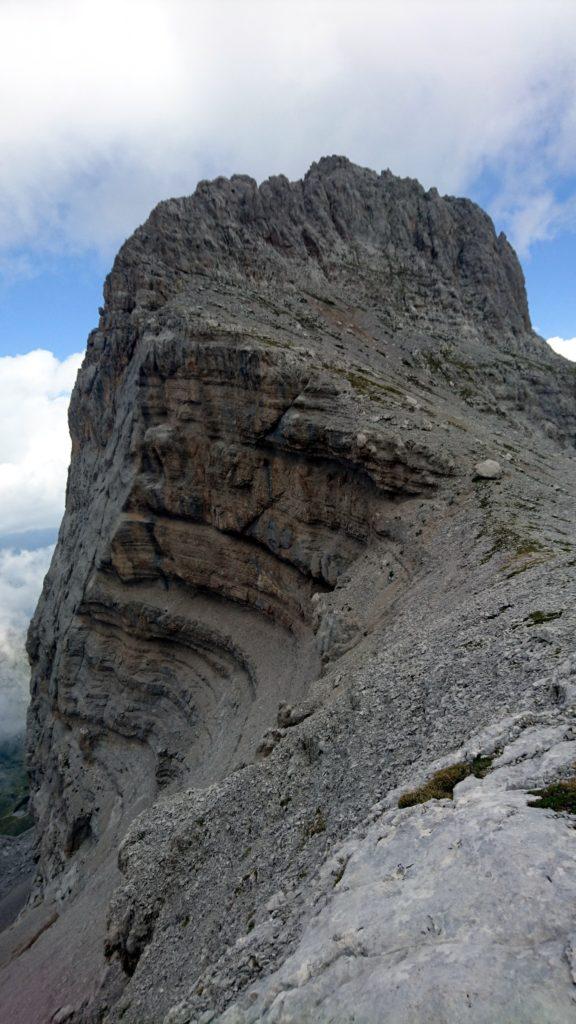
[101,155,529,342]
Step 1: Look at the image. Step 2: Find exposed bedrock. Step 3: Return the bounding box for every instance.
[2,157,575,1024]
[27,311,458,899]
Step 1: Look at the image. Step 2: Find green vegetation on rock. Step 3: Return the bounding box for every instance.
[525,610,563,626]
[528,778,576,814]
[398,755,494,808]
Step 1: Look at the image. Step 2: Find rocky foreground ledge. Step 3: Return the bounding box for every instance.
[0,157,575,1023]
[211,655,576,1024]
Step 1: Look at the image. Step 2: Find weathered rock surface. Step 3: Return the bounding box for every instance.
[0,831,34,932]
[0,157,575,1023]
[213,656,576,1024]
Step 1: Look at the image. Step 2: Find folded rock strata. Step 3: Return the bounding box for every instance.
[0,156,575,1024]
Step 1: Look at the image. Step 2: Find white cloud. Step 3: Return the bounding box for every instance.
[547,336,576,361]
[0,0,575,258]
[0,347,80,736]
[0,545,54,738]
[492,186,576,256]
[0,546,53,637]
[0,349,83,535]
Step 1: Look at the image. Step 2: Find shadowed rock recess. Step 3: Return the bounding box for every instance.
[1,157,575,1023]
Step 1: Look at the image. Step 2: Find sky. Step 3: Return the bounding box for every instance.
[0,0,575,734]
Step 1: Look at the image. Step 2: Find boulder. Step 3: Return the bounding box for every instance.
[474,458,502,479]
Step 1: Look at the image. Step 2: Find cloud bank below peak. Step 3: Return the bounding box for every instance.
[0,348,83,536]
[0,0,575,265]
[0,545,55,739]
[0,346,81,738]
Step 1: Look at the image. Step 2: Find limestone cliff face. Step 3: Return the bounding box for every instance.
[3,158,575,1023]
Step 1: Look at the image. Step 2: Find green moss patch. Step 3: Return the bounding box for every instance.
[481,525,546,566]
[525,610,563,626]
[398,755,494,809]
[528,779,576,814]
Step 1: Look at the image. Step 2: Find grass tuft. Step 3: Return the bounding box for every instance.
[528,778,576,813]
[398,755,495,809]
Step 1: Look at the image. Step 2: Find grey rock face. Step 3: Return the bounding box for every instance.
[213,659,576,1024]
[1,157,575,1024]
[0,830,34,931]
[102,155,531,341]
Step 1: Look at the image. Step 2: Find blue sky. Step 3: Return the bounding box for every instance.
[0,0,575,543]
[0,251,105,360]
[0,0,574,735]
[523,232,576,338]
[0,0,575,367]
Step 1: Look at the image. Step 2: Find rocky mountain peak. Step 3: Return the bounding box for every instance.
[1,158,575,1024]
[101,156,530,346]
